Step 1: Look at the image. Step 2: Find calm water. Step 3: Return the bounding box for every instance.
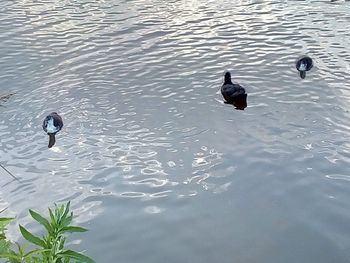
[1,0,350,262]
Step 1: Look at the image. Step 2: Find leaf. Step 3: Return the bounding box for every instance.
[60,226,88,233]
[48,208,57,228]
[0,252,22,260]
[0,239,11,254]
[61,202,71,222]
[14,242,25,254]
[56,203,64,220]
[0,218,14,237]
[29,210,52,234]
[57,236,66,250]
[0,217,15,223]
[61,213,73,228]
[0,217,15,228]
[32,257,44,263]
[19,225,46,248]
[23,248,51,258]
[58,250,95,263]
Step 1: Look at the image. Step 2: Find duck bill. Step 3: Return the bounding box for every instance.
[48,134,56,148]
[300,71,306,79]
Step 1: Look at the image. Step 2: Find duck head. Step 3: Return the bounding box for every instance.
[224,72,233,85]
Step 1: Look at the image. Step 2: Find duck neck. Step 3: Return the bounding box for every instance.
[48,134,56,148]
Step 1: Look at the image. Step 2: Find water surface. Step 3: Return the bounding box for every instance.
[1,1,350,262]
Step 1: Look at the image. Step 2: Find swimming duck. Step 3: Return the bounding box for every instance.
[296,56,313,79]
[42,112,63,148]
[221,71,247,110]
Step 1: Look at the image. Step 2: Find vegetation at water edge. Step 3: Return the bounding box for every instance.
[0,202,95,263]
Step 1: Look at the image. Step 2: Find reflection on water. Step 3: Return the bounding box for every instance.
[1,0,350,263]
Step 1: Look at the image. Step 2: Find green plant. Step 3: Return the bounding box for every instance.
[0,213,14,257]
[0,202,95,263]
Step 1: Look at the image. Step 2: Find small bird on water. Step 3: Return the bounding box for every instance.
[42,112,63,148]
[221,71,247,110]
[296,56,313,79]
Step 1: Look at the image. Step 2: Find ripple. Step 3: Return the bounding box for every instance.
[326,174,350,182]
[1,1,350,262]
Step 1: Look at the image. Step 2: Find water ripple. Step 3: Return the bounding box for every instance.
[1,1,350,262]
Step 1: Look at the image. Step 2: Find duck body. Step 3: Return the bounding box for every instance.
[296,56,313,79]
[43,112,63,148]
[221,71,247,110]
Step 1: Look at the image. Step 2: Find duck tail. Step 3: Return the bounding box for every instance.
[300,71,306,79]
[48,133,56,148]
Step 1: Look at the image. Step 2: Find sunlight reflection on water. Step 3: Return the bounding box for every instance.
[1,0,350,262]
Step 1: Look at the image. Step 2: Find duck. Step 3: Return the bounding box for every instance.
[42,112,63,148]
[221,71,247,110]
[296,56,313,79]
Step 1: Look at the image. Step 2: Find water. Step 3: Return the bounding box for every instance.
[1,0,350,262]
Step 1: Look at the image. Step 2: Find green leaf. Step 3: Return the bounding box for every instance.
[29,210,52,234]
[60,226,88,233]
[19,225,46,248]
[61,202,71,222]
[56,204,64,220]
[61,213,73,228]
[0,239,11,254]
[48,208,57,228]
[58,250,95,263]
[0,217,15,229]
[14,242,26,255]
[0,253,22,260]
[23,248,51,258]
[57,236,66,250]
[0,217,15,223]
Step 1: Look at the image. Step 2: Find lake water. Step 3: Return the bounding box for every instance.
[1,0,350,262]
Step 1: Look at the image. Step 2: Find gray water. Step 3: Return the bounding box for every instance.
[1,0,350,262]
